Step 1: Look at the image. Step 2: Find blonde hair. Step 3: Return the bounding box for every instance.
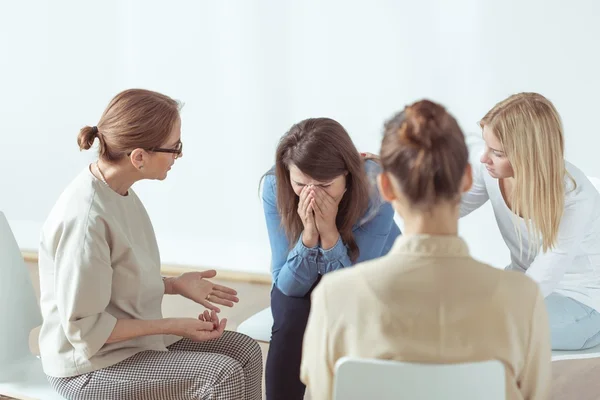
[77,89,182,162]
[481,92,573,253]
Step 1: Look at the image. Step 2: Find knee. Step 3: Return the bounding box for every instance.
[223,360,245,382]
[271,294,311,334]
[210,359,245,399]
[236,332,263,370]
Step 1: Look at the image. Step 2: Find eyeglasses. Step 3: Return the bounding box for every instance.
[128,141,183,158]
[151,141,183,158]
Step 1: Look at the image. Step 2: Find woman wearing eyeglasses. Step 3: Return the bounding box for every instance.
[38,89,262,400]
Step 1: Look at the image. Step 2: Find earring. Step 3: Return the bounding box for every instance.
[139,165,144,170]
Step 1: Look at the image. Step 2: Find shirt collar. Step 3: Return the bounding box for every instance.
[390,234,470,257]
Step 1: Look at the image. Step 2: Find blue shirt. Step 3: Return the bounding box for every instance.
[262,160,401,297]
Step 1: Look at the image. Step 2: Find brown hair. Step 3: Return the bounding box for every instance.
[272,118,370,261]
[77,89,181,162]
[380,100,468,210]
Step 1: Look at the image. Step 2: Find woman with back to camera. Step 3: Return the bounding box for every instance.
[301,100,551,400]
[461,92,600,351]
[38,89,262,400]
[262,117,401,399]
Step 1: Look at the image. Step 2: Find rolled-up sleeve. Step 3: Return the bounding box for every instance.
[54,216,117,359]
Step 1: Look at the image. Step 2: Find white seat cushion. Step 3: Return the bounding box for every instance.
[237,307,272,342]
[237,307,600,358]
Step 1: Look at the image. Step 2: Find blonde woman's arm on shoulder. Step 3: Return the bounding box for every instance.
[460,161,489,217]
[519,288,552,400]
[301,282,335,400]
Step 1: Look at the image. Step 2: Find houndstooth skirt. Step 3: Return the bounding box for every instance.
[47,331,263,400]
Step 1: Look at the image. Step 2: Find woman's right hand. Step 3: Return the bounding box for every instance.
[166,313,227,342]
[298,185,319,247]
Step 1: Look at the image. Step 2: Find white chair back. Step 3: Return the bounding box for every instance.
[0,211,65,399]
[588,176,600,193]
[333,357,505,400]
[0,211,42,378]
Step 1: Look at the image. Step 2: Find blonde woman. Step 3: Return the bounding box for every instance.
[461,92,600,350]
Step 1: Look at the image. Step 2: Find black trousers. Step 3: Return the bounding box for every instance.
[265,278,321,400]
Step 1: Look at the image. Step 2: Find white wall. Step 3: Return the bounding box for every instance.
[1,0,599,273]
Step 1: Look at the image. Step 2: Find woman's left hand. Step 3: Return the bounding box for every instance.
[309,186,344,247]
[171,270,239,312]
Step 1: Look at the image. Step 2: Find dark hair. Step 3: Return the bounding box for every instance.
[77,89,181,162]
[271,118,370,261]
[380,100,468,209]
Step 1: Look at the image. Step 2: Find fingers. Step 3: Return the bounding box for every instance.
[198,311,219,330]
[212,289,239,303]
[199,299,221,313]
[298,186,309,214]
[306,192,317,221]
[302,187,314,217]
[202,289,238,310]
[187,314,227,342]
[307,198,315,217]
[312,186,335,206]
[310,188,330,217]
[199,270,217,278]
[194,319,216,330]
[309,186,325,209]
[311,197,324,219]
[209,310,219,329]
[299,186,316,223]
[213,284,238,296]
[207,296,235,308]
[217,317,227,333]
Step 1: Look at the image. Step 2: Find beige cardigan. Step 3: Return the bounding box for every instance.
[301,234,551,400]
[38,168,179,377]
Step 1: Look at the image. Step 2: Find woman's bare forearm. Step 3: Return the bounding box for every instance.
[106,318,174,344]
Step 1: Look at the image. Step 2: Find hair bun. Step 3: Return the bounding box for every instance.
[380,99,468,209]
[397,100,448,151]
[77,125,99,151]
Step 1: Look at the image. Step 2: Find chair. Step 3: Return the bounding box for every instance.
[333,357,505,400]
[236,306,272,343]
[589,176,600,193]
[0,211,65,399]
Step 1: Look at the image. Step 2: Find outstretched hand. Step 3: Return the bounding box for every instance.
[171,270,239,313]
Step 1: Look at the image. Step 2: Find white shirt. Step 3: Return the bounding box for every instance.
[38,167,179,377]
[460,142,600,311]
